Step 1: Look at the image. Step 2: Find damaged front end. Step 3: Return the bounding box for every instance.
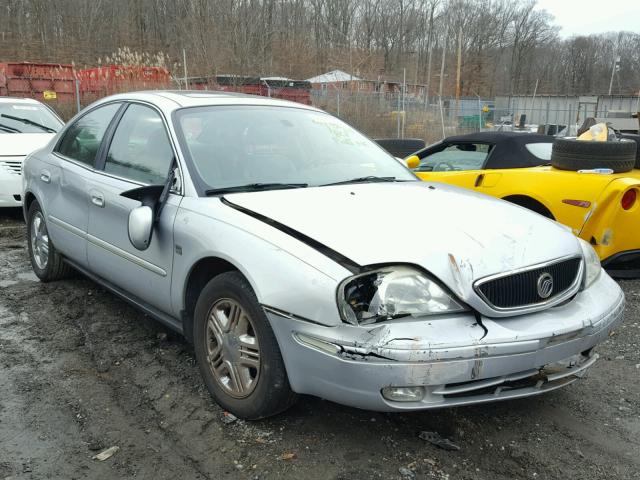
[265,269,624,412]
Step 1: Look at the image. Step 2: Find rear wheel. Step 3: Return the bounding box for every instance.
[503,195,555,220]
[27,201,71,282]
[193,271,296,419]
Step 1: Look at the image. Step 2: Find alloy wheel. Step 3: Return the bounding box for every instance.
[31,211,49,270]
[205,298,261,398]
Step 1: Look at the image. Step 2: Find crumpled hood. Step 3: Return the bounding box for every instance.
[224,182,581,308]
[0,133,56,156]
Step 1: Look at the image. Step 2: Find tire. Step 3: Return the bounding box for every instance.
[503,195,555,220]
[551,138,636,173]
[26,201,72,282]
[619,134,640,169]
[374,138,426,158]
[193,271,297,419]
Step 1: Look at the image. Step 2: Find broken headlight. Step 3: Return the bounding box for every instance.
[337,265,467,325]
[578,238,601,289]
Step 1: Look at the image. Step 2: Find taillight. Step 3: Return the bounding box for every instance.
[621,189,637,210]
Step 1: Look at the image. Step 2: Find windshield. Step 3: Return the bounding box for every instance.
[173,105,417,193]
[0,102,63,134]
[416,143,491,172]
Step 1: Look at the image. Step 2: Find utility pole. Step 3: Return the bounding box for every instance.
[183,48,188,90]
[438,25,448,99]
[608,56,620,95]
[424,3,435,107]
[402,68,406,139]
[455,27,462,118]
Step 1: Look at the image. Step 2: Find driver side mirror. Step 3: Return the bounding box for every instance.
[128,205,154,251]
[405,155,420,169]
[121,184,166,251]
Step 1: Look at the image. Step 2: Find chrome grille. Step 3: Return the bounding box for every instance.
[475,257,582,310]
[0,159,23,175]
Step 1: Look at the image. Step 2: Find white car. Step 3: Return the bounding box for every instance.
[0,97,63,207]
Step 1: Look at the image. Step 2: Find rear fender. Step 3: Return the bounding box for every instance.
[579,177,640,259]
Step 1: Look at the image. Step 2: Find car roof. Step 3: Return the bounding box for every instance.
[0,96,45,105]
[97,90,322,112]
[443,131,553,144]
[420,131,554,169]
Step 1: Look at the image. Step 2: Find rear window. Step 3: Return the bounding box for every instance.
[525,143,552,160]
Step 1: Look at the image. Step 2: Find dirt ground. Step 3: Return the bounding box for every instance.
[0,208,639,480]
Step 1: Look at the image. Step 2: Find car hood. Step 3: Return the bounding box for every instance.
[0,133,56,156]
[223,181,581,308]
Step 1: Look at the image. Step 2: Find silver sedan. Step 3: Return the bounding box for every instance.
[22,91,624,419]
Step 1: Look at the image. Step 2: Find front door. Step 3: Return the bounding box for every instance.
[86,102,179,315]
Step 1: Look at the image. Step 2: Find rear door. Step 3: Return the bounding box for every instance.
[413,142,492,190]
[46,102,123,267]
[86,102,180,314]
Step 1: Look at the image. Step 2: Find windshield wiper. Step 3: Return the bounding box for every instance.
[321,176,402,186]
[0,113,57,133]
[205,182,308,195]
[0,122,21,133]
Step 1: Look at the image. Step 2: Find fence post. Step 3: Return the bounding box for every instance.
[75,79,81,114]
[397,91,401,138]
[439,96,446,139]
[545,101,550,126]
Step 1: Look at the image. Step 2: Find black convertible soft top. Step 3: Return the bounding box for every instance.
[418,132,553,169]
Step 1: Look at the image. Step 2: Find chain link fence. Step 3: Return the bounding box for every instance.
[311,89,494,143]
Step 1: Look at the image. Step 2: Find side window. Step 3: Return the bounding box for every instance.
[104,104,173,184]
[416,143,492,172]
[56,103,121,166]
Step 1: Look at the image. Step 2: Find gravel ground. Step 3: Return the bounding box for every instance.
[1,208,639,480]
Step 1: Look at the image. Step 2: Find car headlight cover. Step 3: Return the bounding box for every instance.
[337,265,466,325]
[578,238,601,289]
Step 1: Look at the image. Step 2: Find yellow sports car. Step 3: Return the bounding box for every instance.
[407,131,640,277]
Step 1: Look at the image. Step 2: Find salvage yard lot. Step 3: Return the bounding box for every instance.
[1,209,639,480]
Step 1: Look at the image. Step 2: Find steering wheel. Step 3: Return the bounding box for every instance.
[434,161,456,171]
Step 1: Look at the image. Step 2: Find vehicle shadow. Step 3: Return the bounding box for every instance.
[0,207,24,226]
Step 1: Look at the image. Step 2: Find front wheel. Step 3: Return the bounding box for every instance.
[26,201,71,282]
[193,271,297,419]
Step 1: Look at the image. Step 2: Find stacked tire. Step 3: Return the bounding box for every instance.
[551,137,637,173]
[619,134,640,169]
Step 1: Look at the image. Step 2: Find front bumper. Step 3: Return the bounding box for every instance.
[0,170,23,207]
[267,271,624,412]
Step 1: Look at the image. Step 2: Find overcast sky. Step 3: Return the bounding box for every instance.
[535,0,640,37]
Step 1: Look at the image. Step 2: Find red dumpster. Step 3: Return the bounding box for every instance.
[0,62,77,102]
[77,65,171,101]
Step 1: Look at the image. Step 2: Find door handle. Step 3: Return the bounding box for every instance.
[474,174,484,187]
[91,192,105,208]
[40,170,51,183]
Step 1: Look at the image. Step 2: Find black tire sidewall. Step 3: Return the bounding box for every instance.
[551,138,636,173]
[193,272,294,419]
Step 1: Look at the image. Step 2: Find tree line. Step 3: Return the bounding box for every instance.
[1,0,639,97]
